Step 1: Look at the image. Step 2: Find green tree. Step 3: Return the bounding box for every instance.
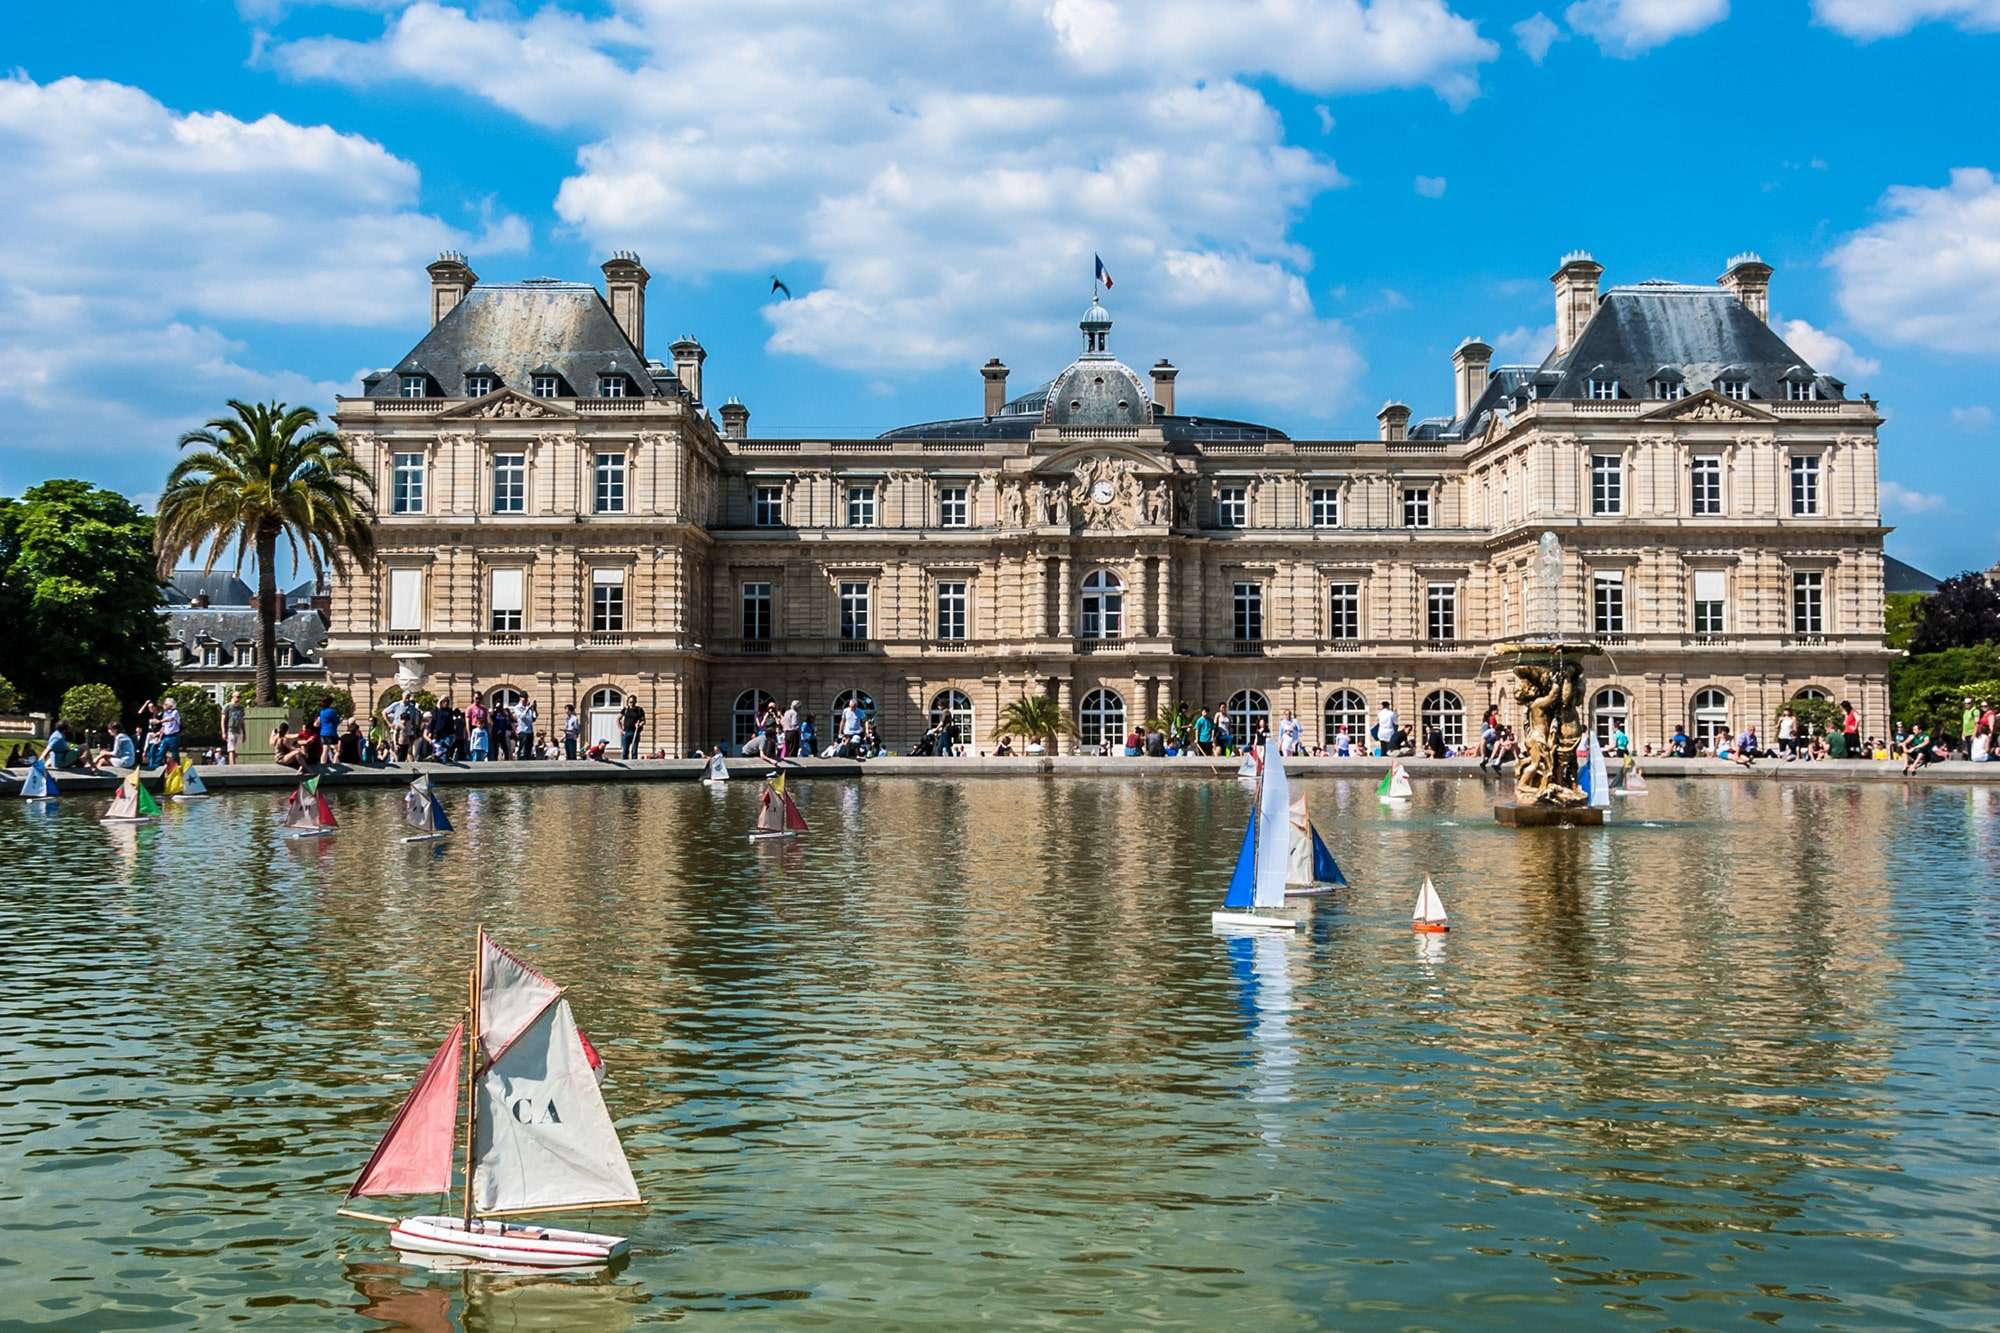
[0,481,168,711]
[374,684,435,723]
[998,692,1072,752]
[153,400,375,706]
[162,684,222,744]
[0,676,20,714]
[59,683,120,735]
[1778,694,1840,736]
[1908,571,2000,654]
[280,682,355,721]
[1884,591,1927,652]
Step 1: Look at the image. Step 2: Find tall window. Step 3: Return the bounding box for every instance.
[1426,582,1457,642]
[1327,582,1360,640]
[733,690,774,748]
[489,567,523,632]
[1232,582,1263,642]
[1592,571,1625,635]
[593,452,627,514]
[1792,570,1825,634]
[1591,687,1629,750]
[741,582,772,641]
[1588,378,1619,400]
[597,375,626,398]
[1591,454,1622,515]
[590,568,625,632]
[929,690,974,748]
[753,484,784,527]
[1077,688,1125,750]
[935,580,967,640]
[1719,379,1748,401]
[1790,454,1821,515]
[388,568,423,632]
[201,643,218,666]
[1311,487,1340,528]
[1217,485,1247,528]
[1080,569,1124,639]
[1692,688,1731,748]
[491,452,525,513]
[1324,689,1366,747]
[1402,486,1432,528]
[1691,455,1722,516]
[531,374,560,398]
[1692,569,1727,635]
[938,485,969,528]
[391,452,425,514]
[1226,690,1270,744]
[465,374,495,397]
[847,485,876,528]
[399,374,428,399]
[1421,690,1465,747]
[839,581,870,640]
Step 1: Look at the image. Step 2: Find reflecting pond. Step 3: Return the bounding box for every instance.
[1,775,1996,1329]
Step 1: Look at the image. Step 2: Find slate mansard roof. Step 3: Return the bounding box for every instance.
[362,281,673,400]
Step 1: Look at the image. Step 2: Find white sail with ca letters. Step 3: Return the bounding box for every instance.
[473,997,639,1215]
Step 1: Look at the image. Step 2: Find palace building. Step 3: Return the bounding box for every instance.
[325,248,1893,754]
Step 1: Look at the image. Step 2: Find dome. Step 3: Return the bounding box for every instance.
[1043,358,1149,428]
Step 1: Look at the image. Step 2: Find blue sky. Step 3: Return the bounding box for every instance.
[3,0,1996,576]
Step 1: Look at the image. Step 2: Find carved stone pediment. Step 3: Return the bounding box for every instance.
[439,389,574,421]
[1068,455,1145,530]
[1641,391,1775,424]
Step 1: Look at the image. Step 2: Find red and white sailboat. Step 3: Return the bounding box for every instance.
[338,929,643,1267]
[283,776,337,839]
[749,771,807,841]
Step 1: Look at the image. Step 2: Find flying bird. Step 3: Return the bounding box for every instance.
[770,275,792,299]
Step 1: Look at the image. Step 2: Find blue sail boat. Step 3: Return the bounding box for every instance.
[20,757,57,802]
[1283,796,1346,896]
[1211,740,1303,931]
[400,774,453,843]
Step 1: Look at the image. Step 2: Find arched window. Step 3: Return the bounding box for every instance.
[1077,688,1125,750]
[1692,688,1731,748]
[1793,686,1831,701]
[1421,689,1465,748]
[1226,690,1270,745]
[1591,687,1629,750]
[831,690,876,727]
[733,689,774,748]
[486,686,527,710]
[1323,689,1366,749]
[1080,569,1124,639]
[929,689,974,750]
[585,686,625,746]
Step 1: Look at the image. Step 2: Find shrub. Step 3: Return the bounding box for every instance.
[162,684,221,744]
[1780,695,1841,736]
[374,684,436,723]
[0,675,20,714]
[279,682,354,721]
[59,682,120,735]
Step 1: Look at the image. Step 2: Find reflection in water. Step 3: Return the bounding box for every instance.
[0,776,1995,1329]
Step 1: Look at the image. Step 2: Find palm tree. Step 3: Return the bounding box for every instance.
[999,691,1073,753]
[155,400,375,706]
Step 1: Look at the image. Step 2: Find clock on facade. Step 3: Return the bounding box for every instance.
[1090,480,1116,504]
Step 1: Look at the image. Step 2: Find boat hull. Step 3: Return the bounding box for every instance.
[285,828,336,840]
[172,794,210,802]
[1412,922,1450,934]
[1210,909,1302,931]
[1283,884,1337,897]
[400,832,448,843]
[748,830,798,841]
[389,1215,629,1268]
[101,816,156,824]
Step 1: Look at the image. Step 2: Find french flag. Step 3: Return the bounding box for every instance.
[1095,253,1114,290]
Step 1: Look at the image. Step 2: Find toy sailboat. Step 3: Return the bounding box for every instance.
[102,771,160,823]
[749,771,807,841]
[338,928,642,1268]
[283,775,338,839]
[1284,795,1346,896]
[1412,876,1450,934]
[1212,740,1303,931]
[170,758,210,800]
[20,757,57,802]
[1579,733,1612,810]
[702,752,729,784]
[401,775,453,843]
[1236,746,1262,781]
[1377,761,1412,802]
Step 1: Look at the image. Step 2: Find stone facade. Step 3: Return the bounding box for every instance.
[326,252,1894,755]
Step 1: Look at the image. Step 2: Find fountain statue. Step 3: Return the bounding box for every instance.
[1492,532,1603,827]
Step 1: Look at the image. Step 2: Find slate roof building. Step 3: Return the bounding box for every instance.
[162,570,330,704]
[325,249,1893,754]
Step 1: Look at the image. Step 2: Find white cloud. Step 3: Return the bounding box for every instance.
[1564,0,1728,55]
[0,73,522,463]
[1414,175,1448,197]
[269,1,1505,419]
[1881,480,1946,514]
[1514,12,1565,61]
[1829,168,2000,355]
[1494,324,1556,360]
[1950,405,1993,429]
[1813,0,2000,39]
[1776,318,1881,379]
[1314,104,1336,133]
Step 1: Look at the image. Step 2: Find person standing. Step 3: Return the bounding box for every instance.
[224,694,245,765]
[316,695,339,755]
[1193,708,1213,756]
[801,712,819,759]
[842,699,864,751]
[563,704,581,760]
[159,696,183,766]
[1278,708,1303,757]
[1839,700,1861,759]
[619,694,645,760]
[518,698,538,762]
[1375,699,1398,758]
[782,700,802,760]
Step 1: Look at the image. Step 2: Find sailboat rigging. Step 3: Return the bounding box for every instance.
[1283,795,1346,896]
[1211,740,1303,931]
[101,771,160,824]
[283,776,337,839]
[749,771,807,841]
[401,774,453,842]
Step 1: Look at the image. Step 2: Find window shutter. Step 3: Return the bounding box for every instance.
[492,568,523,613]
[389,568,423,630]
[1692,570,1726,602]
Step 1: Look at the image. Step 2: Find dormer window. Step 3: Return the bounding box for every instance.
[532,374,560,398]
[1787,381,1816,401]
[1652,381,1685,400]
[201,643,218,667]
[597,375,627,399]
[466,375,495,397]
[399,374,429,399]
[279,645,296,668]
[1719,379,1748,401]
[1588,378,1619,400]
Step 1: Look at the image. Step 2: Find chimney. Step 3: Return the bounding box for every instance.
[311,580,332,623]
[670,336,706,405]
[1377,401,1411,442]
[982,358,1009,417]
[192,593,210,609]
[601,251,650,356]
[719,397,750,439]
[1718,252,1773,324]
[426,251,477,326]
[1151,359,1179,417]
[1551,250,1604,356]
[1452,337,1493,420]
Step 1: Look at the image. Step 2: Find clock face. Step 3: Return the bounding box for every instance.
[1091,480,1116,504]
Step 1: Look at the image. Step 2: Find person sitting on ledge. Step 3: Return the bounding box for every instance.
[336,721,364,766]
[271,722,305,770]
[994,735,1015,757]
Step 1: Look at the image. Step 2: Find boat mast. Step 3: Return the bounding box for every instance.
[460,925,482,1229]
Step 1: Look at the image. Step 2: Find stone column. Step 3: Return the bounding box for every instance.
[1056,554,1072,638]
[1033,553,1049,639]
[1056,676,1073,754]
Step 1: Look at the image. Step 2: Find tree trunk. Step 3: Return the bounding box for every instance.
[255,527,279,706]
